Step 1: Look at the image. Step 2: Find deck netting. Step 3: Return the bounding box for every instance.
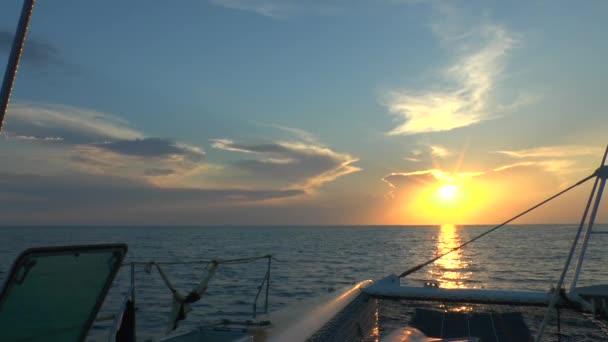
[307,293,608,342]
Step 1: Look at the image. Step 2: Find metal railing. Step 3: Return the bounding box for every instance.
[101,255,274,341]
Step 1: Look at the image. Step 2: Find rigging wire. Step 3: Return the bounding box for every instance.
[398,170,598,279]
[122,254,274,267]
[535,145,608,341]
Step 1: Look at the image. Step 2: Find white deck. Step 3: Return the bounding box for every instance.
[363,275,554,305]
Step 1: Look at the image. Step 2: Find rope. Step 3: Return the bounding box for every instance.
[124,254,273,267]
[398,171,597,279]
[130,255,273,333]
[153,263,179,293]
[148,261,221,334]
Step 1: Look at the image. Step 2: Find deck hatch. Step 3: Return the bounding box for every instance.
[0,244,127,342]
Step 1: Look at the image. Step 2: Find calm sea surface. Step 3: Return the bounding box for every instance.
[1,225,607,340]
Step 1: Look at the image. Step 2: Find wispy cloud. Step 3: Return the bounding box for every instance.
[94,138,204,161]
[3,102,358,206]
[2,103,210,186]
[493,145,602,175]
[69,145,207,188]
[403,143,450,163]
[383,169,484,188]
[9,134,64,142]
[492,161,535,172]
[385,12,517,135]
[493,160,578,174]
[536,160,578,174]
[210,0,290,18]
[273,124,319,143]
[387,144,601,198]
[209,0,361,18]
[143,168,176,176]
[209,0,429,18]
[211,139,285,154]
[382,168,484,200]
[1,102,362,221]
[212,139,360,190]
[430,145,449,157]
[496,145,602,159]
[0,172,305,224]
[5,103,142,144]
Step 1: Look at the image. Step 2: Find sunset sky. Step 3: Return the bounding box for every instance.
[0,0,607,225]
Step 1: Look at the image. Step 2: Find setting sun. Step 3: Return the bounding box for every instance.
[388,170,493,225]
[437,184,459,200]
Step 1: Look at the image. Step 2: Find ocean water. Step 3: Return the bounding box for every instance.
[1,224,607,340]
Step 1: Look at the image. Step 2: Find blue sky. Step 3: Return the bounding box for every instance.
[1,0,607,224]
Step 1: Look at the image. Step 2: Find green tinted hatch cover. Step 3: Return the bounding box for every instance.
[0,244,127,342]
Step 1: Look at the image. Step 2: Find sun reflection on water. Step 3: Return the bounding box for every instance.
[428,224,472,289]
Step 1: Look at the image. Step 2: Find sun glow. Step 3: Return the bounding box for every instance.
[437,184,458,200]
[387,168,495,224]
